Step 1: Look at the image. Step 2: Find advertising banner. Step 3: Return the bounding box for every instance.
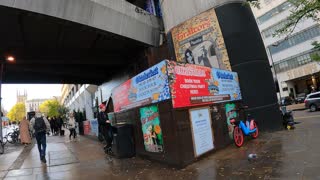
[112,61,170,112]
[189,107,214,157]
[83,121,91,135]
[140,105,163,153]
[171,8,231,70]
[168,61,242,108]
[89,119,99,137]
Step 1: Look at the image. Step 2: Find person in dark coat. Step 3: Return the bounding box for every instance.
[49,117,54,135]
[98,103,112,152]
[57,117,63,135]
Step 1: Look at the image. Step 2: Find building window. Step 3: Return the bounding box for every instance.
[274,50,316,72]
[257,1,292,25]
[261,20,288,38]
[268,25,320,54]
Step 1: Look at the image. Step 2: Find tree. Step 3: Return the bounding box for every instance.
[311,41,320,61]
[7,103,26,122]
[58,105,69,121]
[274,0,320,37]
[249,0,320,37]
[39,99,64,118]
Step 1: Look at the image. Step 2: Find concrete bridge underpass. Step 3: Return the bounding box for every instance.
[0,0,162,84]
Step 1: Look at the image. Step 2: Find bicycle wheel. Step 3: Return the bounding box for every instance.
[251,121,259,139]
[233,126,244,147]
[0,141,4,154]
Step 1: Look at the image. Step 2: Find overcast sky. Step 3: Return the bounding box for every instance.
[2,84,62,111]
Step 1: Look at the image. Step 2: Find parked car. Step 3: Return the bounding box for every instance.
[295,93,306,104]
[304,91,320,112]
[280,97,294,106]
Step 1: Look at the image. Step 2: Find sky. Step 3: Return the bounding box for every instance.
[2,84,62,111]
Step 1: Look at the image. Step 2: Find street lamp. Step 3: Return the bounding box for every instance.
[267,44,282,103]
[0,55,15,142]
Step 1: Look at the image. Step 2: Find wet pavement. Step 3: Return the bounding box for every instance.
[1,110,320,180]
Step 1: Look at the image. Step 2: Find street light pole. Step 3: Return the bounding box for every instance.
[267,47,282,103]
[0,55,14,141]
[0,62,3,142]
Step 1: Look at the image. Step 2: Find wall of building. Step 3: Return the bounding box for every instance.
[162,1,281,130]
[0,0,162,46]
[161,0,244,32]
[62,84,98,120]
[252,0,320,98]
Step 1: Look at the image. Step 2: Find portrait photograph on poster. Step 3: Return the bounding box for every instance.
[171,8,231,70]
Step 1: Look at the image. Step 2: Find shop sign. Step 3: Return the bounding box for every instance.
[168,61,242,108]
[112,61,170,112]
[139,105,164,153]
[171,8,231,70]
[189,107,214,157]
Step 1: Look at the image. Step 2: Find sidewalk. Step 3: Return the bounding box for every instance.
[286,103,306,111]
[1,114,320,179]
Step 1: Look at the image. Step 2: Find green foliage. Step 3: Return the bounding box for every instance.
[311,41,320,61]
[39,99,68,118]
[274,0,320,37]
[7,103,26,122]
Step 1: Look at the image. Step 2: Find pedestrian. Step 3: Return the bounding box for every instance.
[57,117,63,135]
[68,113,77,141]
[49,117,54,135]
[53,117,58,135]
[98,103,112,153]
[19,117,31,145]
[29,111,50,163]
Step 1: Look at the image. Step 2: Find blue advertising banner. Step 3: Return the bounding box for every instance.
[211,68,242,101]
[89,119,99,137]
[113,60,170,112]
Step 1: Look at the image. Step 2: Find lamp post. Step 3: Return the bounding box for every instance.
[267,46,282,103]
[0,55,15,142]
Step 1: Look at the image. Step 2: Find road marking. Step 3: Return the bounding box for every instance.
[295,115,320,119]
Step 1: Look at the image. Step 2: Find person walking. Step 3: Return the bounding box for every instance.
[57,117,63,136]
[68,113,77,141]
[29,111,50,163]
[49,117,54,135]
[19,117,31,145]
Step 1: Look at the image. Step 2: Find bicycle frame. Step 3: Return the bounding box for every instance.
[239,120,256,136]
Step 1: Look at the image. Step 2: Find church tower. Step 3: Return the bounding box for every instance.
[17,90,27,103]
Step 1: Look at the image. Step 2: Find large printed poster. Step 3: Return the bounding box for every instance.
[189,107,214,157]
[112,61,170,112]
[168,61,242,108]
[140,105,164,153]
[171,8,231,70]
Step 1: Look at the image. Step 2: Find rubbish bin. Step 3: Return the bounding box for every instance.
[111,123,135,158]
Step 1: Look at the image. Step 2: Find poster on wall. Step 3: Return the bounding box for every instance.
[89,119,99,137]
[225,103,237,139]
[168,61,242,108]
[83,121,91,135]
[189,107,214,157]
[112,61,170,112]
[171,8,231,70]
[140,105,164,153]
